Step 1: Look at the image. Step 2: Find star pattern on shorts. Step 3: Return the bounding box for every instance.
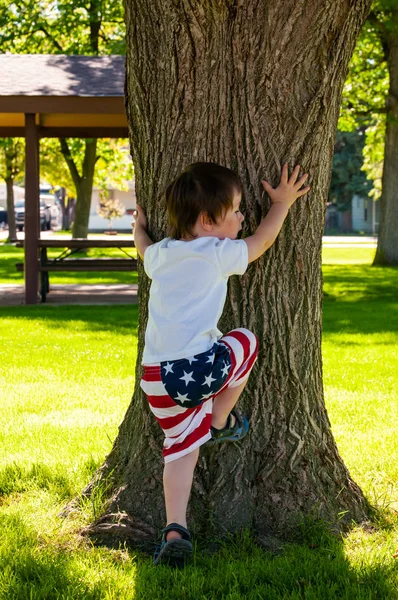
[200,392,214,400]
[221,362,231,377]
[202,373,217,387]
[179,370,195,386]
[160,345,232,407]
[163,362,174,375]
[175,391,191,404]
[206,353,215,364]
[187,356,199,365]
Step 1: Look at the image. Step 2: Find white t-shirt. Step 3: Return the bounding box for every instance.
[142,236,248,364]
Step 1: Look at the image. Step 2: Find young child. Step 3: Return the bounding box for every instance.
[133,162,309,566]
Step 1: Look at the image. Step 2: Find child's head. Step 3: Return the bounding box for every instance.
[165,162,244,240]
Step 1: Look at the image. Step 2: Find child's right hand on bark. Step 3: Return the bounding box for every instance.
[132,204,148,230]
[261,163,310,209]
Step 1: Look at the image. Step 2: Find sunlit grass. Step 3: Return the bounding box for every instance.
[0,245,397,598]
[322,246,376,264]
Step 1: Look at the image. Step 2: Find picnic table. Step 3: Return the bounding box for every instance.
[16,238,137,302]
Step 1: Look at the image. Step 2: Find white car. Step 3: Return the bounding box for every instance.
[39,193,62,230]
[15,199,52,231]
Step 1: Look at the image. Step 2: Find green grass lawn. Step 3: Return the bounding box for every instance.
[0,246,397,599]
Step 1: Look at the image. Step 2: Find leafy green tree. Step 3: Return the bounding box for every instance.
[0,138,25,242]
[0,0,128,238]
[340,1,398,263]
[329,129,373,212]
[0,0,125,54]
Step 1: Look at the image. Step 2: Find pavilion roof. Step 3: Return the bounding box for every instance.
[0,54,125,97]
[0,54,128,137]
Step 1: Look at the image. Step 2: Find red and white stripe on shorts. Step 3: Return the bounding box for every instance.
[140,328,258,463]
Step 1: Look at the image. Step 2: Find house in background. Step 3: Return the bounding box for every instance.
[352,195,379,235]
[88,180,136,232]
[324,202,353,233]
[0,183,25,203]
[324,196,379,235]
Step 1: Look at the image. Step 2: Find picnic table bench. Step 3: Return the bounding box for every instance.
[16,238,137,302]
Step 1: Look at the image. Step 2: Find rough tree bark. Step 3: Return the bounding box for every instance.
[79,0,373,549]
[374,9,398,265]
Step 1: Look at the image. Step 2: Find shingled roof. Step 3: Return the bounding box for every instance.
[0,54,125,97]
[0,54,128,137]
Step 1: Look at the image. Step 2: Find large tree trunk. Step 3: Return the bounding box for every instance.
[79,0,372,550]
[374,24,398,265]
[5,176,17,243]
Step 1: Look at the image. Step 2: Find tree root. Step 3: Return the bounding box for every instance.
[81,512,156,552]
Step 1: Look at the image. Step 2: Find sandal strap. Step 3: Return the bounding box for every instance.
[231,409,243,430]
[211,409,242,434]
[161,522,191,541]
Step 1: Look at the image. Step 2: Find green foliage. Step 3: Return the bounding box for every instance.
[40,138,75,192]
[362,116,385,199]
[40,138,134,198]
[339,3,398,200]
[94,139,134,196]
[339,24,387,134]
[329,130,373,210]
[0,138,25,183]
[0,0,125,55]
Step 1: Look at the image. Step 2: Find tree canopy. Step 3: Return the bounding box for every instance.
[0,0,125,54]
[339,2,392,200]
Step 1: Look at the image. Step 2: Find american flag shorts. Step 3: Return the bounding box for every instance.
[140,328,258,463]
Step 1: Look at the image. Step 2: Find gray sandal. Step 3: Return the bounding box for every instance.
[153,522,192,567]
[205,409,249,446]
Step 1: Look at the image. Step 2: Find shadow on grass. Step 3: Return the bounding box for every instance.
[0,305,139,336]
[0,514,396,600]
[323,299,398,338]
[321,264,398,337]
[323,264,398,303]
[0,513,126,599]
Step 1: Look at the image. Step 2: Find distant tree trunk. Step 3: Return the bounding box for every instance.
[5,176,17,242]
[60,138,97,239]
[72,138,97,238]
[374,18,398,265]
[1,138,22,242]
[79,0,372,549]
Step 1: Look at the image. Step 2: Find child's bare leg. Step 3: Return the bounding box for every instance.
[211,378,248,429]
[163,447,199,540]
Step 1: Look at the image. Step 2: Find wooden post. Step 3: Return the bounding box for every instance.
[24,114,40,304]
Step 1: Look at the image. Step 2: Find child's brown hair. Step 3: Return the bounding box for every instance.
[165,162,242,240]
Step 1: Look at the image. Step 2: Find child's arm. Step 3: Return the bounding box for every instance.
[132,204,154,260]
[244,164,310,263]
